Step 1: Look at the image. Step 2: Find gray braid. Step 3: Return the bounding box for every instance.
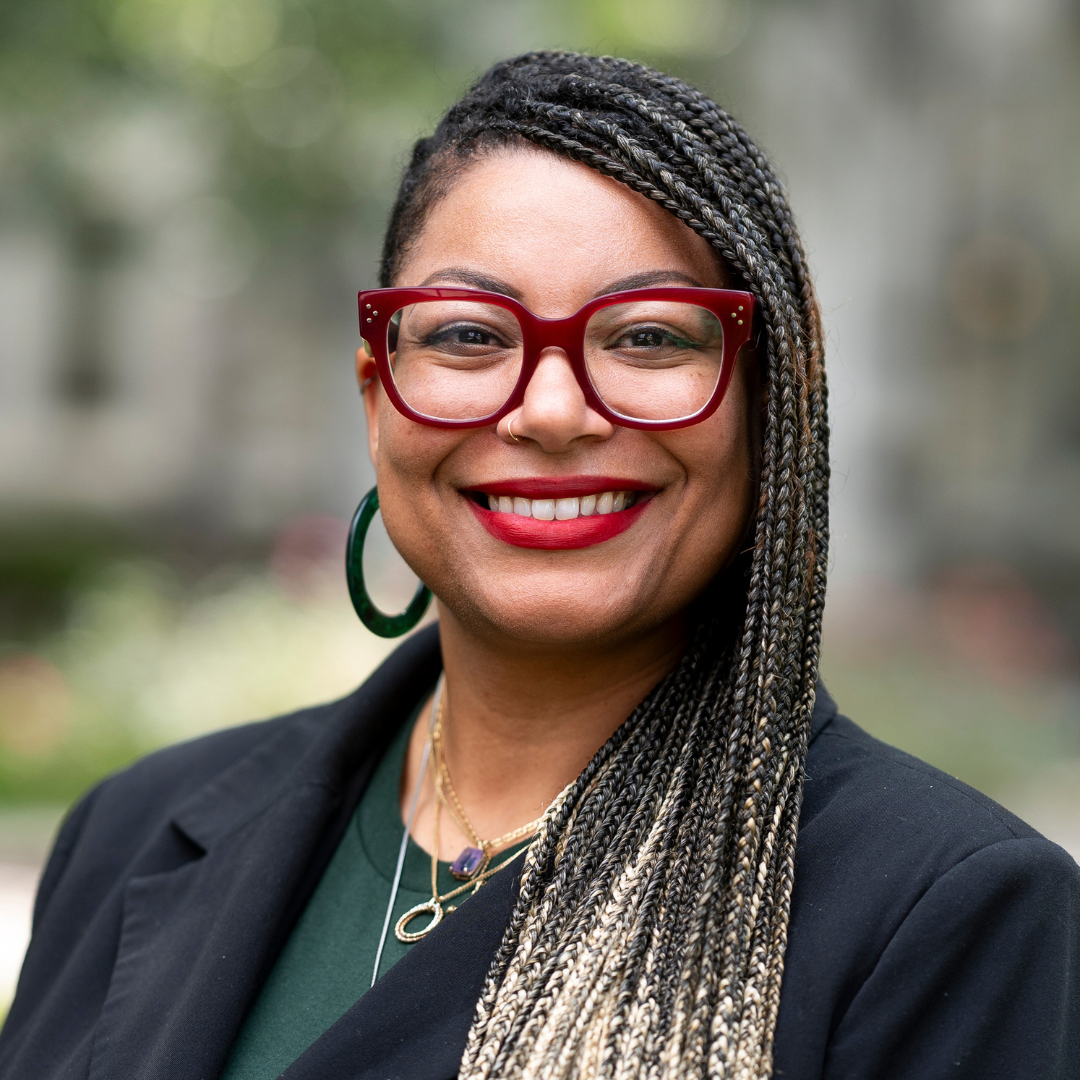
[381,51,829,1080]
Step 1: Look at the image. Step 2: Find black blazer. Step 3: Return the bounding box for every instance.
[1,624,1077,1080]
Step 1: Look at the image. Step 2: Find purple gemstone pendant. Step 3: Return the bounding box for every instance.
[450,846,487,880]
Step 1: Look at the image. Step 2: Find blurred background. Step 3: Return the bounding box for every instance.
[1,0,1078,1010]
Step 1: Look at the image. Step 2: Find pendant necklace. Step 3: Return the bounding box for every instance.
[393,793,525,943]
[431,694,545,881]
[390,684,545,944]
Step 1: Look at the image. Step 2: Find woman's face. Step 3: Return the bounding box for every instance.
[361,148,760,649]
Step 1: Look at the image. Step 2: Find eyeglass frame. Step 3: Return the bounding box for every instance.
[358,285,756,431]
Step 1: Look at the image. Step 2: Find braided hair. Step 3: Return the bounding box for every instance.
[380,52,829,1080]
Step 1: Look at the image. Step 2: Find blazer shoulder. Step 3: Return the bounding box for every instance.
[89,699,339,817]
[42,626,442,886]
[801,703,1042,855]
[46,693,362,899]
[775,695,1079,1079]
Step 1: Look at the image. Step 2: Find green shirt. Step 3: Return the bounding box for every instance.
[220,700,528,1080]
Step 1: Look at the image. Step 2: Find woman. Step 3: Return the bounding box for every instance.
[1,51,1077,1080]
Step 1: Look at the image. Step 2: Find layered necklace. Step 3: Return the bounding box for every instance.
[389,683,546,946]
[433,696,545,881]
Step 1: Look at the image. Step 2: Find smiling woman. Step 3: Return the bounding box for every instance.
[362,150,762,652]
[1,51,1077,1080]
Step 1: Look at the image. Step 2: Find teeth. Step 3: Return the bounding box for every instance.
[484,490,638,520]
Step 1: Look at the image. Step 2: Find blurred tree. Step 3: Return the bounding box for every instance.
[0,0,750,240]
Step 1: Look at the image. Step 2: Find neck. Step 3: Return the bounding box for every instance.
[402,606,688,860]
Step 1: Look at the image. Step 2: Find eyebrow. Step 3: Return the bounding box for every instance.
[416,267,708,303]
[418,268,525,300]
[598,270,707,294]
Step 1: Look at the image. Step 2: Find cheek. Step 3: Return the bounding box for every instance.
[715,364,760,496]
[680,389,757,502]
[372,406,436,541]
[375,398,443,482]
[661,391,759,564]
[371,403,472,569]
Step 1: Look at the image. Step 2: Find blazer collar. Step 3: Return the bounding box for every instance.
[172,624,443,854]
[168,652,834,856]
[811,681,838,743]
[88,625,443,1080]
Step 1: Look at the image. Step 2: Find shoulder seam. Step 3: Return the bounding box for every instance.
[817,725,1022,840]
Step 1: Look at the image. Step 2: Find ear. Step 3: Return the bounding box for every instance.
[356,347,380,464]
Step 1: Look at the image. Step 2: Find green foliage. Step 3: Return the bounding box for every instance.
[0,559,398,804]
[821,647,1080,799]
[0,0,754,236]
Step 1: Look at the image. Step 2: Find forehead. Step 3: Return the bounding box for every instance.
[396,146,727,303]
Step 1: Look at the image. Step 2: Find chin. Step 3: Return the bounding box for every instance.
[440,573,663,647]
[487,611,635,648]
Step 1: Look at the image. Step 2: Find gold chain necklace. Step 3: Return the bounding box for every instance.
[393,783,522,942]
[393,688,548,942]
[431,692,544,880]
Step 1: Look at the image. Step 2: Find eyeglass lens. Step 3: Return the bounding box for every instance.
[384,299,726,423]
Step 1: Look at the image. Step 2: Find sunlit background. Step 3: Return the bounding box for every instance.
[2,0,1079,1010]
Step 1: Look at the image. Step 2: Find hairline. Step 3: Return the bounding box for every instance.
[383,137,735,291]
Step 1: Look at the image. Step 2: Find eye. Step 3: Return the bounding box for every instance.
[627,328,667,348]
[427,323,506,350]
[457,328,495,346]
[613,325,697,351]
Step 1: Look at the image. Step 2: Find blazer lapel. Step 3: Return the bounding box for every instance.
[88,626,442,1080]
[281,852,524,1080]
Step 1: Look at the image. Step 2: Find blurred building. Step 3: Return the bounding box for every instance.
[0,109,367,540]
[0,0,1077,637]
[740,0,1080,642]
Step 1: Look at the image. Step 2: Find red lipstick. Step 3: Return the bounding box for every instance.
[463,476,655,549]
[467,500,649,549]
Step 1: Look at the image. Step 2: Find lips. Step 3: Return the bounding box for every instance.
[463,477,656,550]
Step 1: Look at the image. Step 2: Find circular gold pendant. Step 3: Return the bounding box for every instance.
[395,898,444,943]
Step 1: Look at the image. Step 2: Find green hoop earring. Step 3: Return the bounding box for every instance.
[346,486,432,637]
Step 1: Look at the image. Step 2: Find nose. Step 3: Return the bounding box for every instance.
[498,347,615,452]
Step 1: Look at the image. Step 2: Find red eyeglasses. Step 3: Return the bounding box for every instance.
[358,286,755,430]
